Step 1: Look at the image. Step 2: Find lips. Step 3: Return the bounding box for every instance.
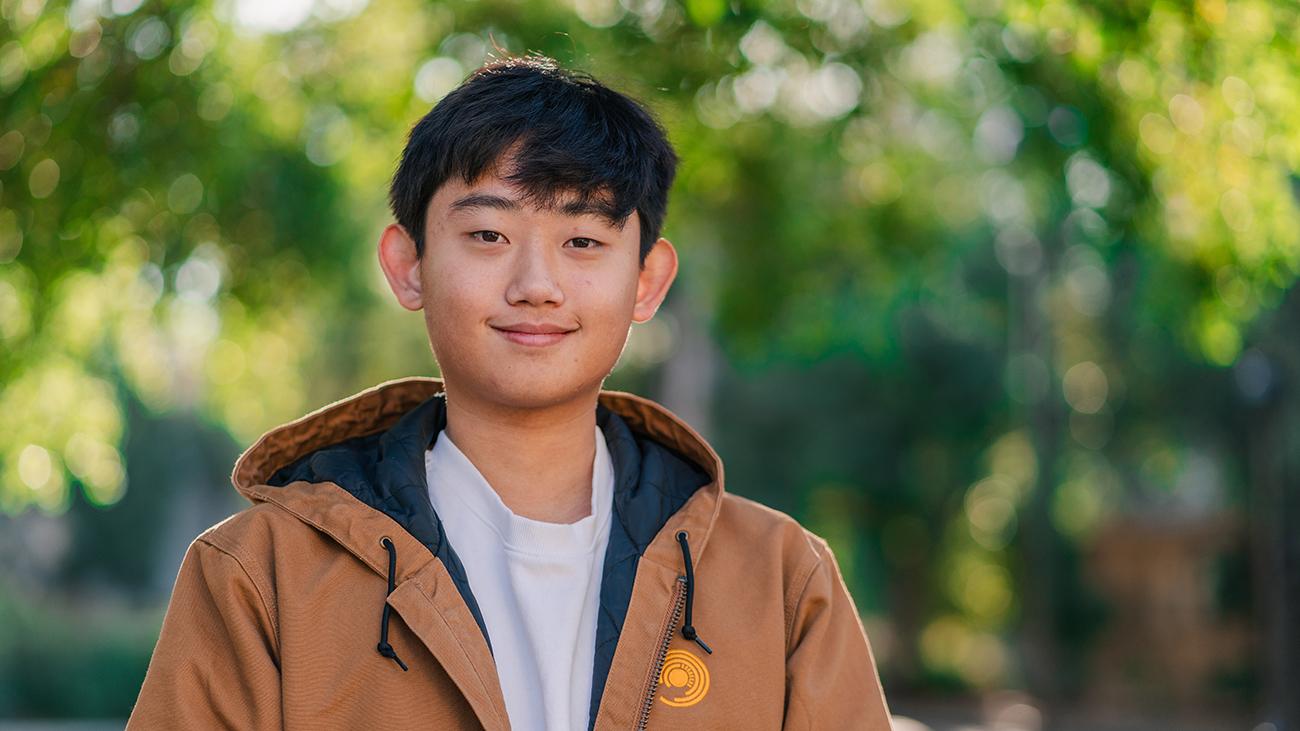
[491,322,577,347]
[493,322,576,334]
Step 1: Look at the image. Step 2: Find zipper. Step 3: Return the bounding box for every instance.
[634,575,687,731]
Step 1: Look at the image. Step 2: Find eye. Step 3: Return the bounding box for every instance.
[567,237,603,249]
[471,230,505,243]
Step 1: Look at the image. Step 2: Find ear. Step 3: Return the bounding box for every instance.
[632,237,679,324]
[378,223,424,311]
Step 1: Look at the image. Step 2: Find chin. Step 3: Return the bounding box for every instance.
[444,362,608,412]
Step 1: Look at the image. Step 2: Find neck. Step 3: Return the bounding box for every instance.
[441,384,599,524]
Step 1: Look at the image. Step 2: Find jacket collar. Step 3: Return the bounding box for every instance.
[230,375,726,574]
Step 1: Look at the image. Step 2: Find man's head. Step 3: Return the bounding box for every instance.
[387,54,678,264]
[377,55,681,411]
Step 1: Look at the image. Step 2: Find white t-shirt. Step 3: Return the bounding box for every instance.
[425,425,614,731]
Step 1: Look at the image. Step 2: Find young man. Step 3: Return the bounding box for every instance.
[129,55,893,730]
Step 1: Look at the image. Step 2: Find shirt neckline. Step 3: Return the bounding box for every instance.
[425,425,615,558]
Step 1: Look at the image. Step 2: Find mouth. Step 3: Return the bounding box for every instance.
[491,324,578,348]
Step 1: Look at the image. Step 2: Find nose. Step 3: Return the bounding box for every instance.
[504,241,564,307]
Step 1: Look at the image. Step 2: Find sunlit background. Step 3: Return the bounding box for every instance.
[1,0,1297,729]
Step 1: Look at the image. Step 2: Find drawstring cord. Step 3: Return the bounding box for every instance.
[375,531,710,668]
[675,531,713,654]
[377,537,409,671]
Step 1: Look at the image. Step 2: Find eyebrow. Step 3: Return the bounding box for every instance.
[448,192,621,225]
[448,193,520,213]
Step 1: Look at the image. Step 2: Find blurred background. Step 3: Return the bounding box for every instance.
[1,0,1297,729]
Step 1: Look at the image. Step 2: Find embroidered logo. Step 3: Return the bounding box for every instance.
[657,649,710,707]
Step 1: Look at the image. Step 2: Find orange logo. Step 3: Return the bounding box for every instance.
[657,649,710,707]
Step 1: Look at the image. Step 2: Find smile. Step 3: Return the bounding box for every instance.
[491,326,576,347]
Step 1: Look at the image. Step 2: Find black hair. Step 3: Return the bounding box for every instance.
[388,54,678,264]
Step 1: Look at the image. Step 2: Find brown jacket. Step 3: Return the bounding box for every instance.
[128,377,892,729]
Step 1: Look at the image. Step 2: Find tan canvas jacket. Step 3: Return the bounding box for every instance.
[128,377,893,730]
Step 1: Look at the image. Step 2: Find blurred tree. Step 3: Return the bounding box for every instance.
[1,0,1297,721]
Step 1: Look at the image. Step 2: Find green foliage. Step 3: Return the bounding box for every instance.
[0,578,160,717]
[1,0,1295,706]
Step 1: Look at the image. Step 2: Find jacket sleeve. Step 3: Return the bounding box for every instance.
[783,537,893,731]
[127,536,281,730]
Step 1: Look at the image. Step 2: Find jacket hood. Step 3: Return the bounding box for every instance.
[232,376,723,488]
[229,376,725,729]
[231,377,725,563]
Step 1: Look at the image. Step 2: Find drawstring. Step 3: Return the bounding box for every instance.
[675,530,712,654]
[376,537,409,671]
[375,531,710,668]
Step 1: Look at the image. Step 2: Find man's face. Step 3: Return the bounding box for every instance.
[383,162,675,411]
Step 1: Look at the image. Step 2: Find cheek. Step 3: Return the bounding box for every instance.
[579,257,640,309]
[422,259,491,342]
[574,273,637,326]
[572,279,639,371]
